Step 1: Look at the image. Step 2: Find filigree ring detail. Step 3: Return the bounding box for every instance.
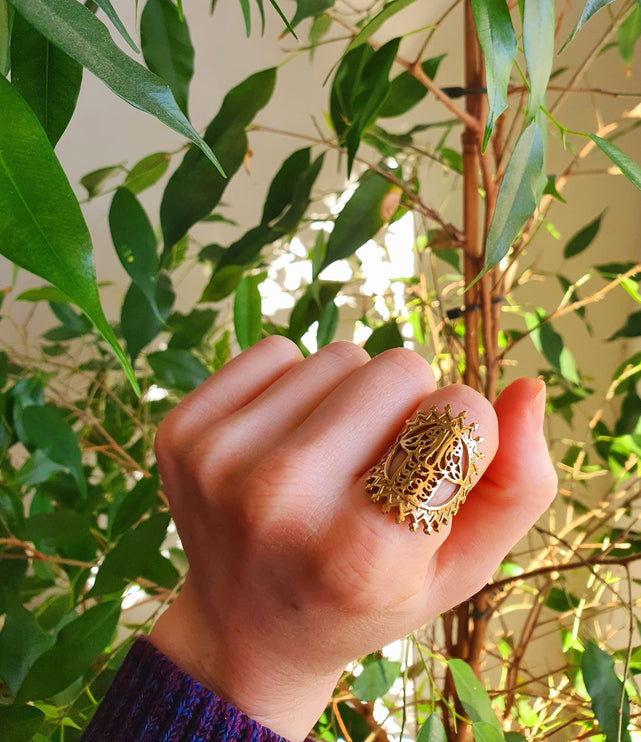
[366,405,483,534]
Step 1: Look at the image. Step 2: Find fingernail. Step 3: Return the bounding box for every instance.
[531,379,546,432]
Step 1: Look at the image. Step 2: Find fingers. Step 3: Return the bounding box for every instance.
[427,378,557,614]
[285,347,438,490]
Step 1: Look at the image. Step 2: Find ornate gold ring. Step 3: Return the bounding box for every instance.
[366,405,483,534]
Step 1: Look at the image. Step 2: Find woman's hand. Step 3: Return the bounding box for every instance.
[149,337,557,741]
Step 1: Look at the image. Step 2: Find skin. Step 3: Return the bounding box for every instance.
[149,336,558,741]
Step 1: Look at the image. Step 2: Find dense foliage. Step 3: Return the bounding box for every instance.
[1,0,641,739]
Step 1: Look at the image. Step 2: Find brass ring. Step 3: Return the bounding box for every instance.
[366,405,483,534]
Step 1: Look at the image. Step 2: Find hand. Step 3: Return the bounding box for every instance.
[149,337,557,741]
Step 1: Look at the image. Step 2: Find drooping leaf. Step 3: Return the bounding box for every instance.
[109,187,160,316]
[523,0,554,116]
[0,70,137,391]
[21,510,93,550]
[121,273,174,361]
[124,152,170,194]
[562,0,618,51]
[167,307,217,349]
[147,349,210,391]
[364,320,404,356]
[160,67,276,250]
[448,659,503,733]
[239,0,251,34]
[416,713,447,742]
[262,148,312,225]
[346,0,417,52]
[89,513,171,597]
[330,39,400,175]
[470,0,517,151]
[8,0,223,174]
[290,0,333,28]
[92,0,139,52]
[351,659,401,701]
[9,10,82,147]
[563,212,605,258]
[582,641,631,742]
[200,264,246,302]
[234,273,264,350]
[589,135,641,192]
[16,286,70,303]
[320,171,401,272]
[268,0,297,39]
[20,404,86,497]
[141,0,194,116]
[317,300,338,347]
[609,310,641,341]
[525,310,580,384]
[379,54,445,118]
[619,4,641,64]
[483,120,546,273]
[0,0,13,76]
[17,601,121,701]
[80,164,124,199]
[0,599,53,696]
[110,473,159,538]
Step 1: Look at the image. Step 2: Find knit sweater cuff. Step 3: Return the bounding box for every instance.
[81,636,291,742]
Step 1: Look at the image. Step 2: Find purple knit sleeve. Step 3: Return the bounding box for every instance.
[80,637,292,742]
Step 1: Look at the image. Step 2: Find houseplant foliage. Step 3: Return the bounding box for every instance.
[1,0,641,739]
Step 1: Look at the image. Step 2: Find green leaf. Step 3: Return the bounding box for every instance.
[0,75,138,392]
[562,0,618,51]
[16,286,70,303]
[147,349,210,391]
[111,473,159,537]
[141,0,194,116]
[504,735,527,742]
[470,0,517,151]
[582,641,631,742]
[609,310,641,341]
[330,39,400,175]
[472,722,505,742]
[262,148,311,225]
[167,307,217,350]
[523,0,554,117]
[20,405,86,497]
[546,586,580,612]
[121,274,174,361]
[0,0,13,76]
[563,212,604,258]
[483,120,546,273]
[268,0,297,39]
[364,320,404,356]
[543,174,567,203]
[18,601,121,701]
[346,0,417,52]
[379,54,445,118]
[160,67,276,250]
[89,513,171,597]
[124,152,170,194]
[321,171,401,272]
[589,135,641,192]
[93,0,139,52]
[288,281,342,343]
[448,659,503,732]
[239,0,251,35]
[0,705,44,742]
[0,599,53,696]
[619,4,641,64]
[8,0,223,175]
[200,264,246,302]
[80,164,124,199]
[417,713,447,742]
[317,300,338,347]
[234,273,264,350]
[290,0,333,28]
[9,11,82,147]
[525,310,580,384]
[22,510,93,549]
[109,187,160,316]
[351,659,401,701]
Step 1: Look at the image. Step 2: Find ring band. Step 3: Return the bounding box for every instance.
[366,405,483,534]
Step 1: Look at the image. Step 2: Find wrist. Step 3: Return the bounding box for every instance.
[149,586,341,742]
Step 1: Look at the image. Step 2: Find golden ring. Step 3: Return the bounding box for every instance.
[366,405,483,534]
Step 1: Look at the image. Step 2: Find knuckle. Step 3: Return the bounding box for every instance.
[376,347,434,387]
[323,341,370,366]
